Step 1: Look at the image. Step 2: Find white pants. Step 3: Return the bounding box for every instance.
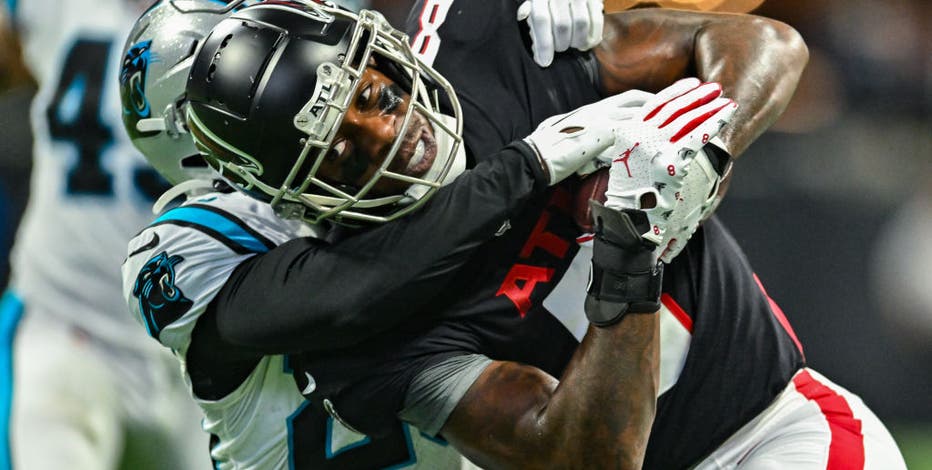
[695,368,906,470]
[4,293,211,470]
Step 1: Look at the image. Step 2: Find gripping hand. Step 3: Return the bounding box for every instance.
[524,90,654,186]
[600,78,737,246]
[517,0,604,67]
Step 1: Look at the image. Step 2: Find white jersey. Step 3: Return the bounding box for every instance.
[122,190,319,468]
[122,190,474,469]
[7,0,161,351]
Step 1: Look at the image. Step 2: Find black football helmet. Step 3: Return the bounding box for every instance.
[185,1,463,224]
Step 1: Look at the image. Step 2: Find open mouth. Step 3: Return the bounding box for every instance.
[394,111,438,178]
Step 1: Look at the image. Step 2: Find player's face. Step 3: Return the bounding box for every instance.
[317,66,439,196]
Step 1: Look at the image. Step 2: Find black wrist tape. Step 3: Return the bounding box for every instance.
[584,201,663,327]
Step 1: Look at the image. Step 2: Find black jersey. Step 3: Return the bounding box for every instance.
[292,1,805,468]
[408,0,604,162]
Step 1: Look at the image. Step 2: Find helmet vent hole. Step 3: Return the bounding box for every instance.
[207,64,217,82]
[181,154,208,169]
[220,34,233,48]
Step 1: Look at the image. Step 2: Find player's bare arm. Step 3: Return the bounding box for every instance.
[595,8,808,158]
[442,315,659,470]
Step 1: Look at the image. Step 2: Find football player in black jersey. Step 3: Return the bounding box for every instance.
[390,3,903,468]
[165,2,904,470]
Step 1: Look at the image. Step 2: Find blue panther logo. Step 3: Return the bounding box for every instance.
[119,40,153,121]
[133,251,193,339]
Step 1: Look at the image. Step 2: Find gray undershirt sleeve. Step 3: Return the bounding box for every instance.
[398,353,493,436]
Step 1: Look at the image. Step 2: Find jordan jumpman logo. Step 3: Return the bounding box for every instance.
[613,142,640,177]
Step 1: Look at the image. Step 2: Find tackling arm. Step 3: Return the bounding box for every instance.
[210,86,654,353]
[594,8,808,158]
[211,143,549,353]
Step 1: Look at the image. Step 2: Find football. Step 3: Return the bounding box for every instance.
[573,168,610,234]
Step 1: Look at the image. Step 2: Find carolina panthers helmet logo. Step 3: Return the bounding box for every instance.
[120,40,153,121]
[133,251,193,339]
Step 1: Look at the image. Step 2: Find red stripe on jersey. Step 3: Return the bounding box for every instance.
[419,35,432,55]
[661,293,693,333]
[753,273,804,358]
[576,234,594,244]
[793,370,865,470]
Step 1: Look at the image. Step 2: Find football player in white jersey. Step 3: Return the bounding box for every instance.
[0,1,221,468]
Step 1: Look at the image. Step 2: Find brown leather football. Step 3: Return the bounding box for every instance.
[572,168,609,233]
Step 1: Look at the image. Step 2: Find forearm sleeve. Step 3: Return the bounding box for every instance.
[212,141,548,353]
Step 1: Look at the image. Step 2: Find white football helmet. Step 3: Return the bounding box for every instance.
[119,0,255,186]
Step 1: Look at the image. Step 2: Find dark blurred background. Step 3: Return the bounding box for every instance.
[1,0,928,467]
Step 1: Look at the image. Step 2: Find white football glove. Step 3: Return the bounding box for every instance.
[524,89,654,186]
[655,145,722,263]
[517,0,604,67]
[601,78,737,247]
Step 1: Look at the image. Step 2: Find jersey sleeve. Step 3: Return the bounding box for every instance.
[398,353,492,436]
[121,191,317,353]
[212,141,548,353]
[122,220,258,353]
[290,309,488,439]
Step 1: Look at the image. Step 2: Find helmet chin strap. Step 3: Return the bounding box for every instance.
[402,113,466,203]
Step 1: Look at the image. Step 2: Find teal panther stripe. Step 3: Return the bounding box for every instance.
[0,290,24,470]
[153,206,272,254]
